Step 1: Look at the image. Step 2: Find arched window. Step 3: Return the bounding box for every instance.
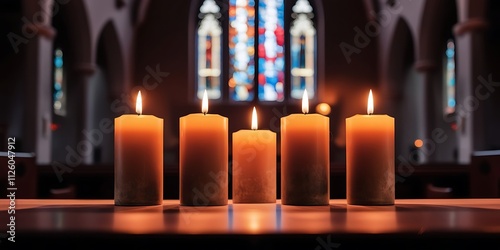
[53,47,66,116]
[195,0,317,102]
[290,0,316,99]
[197,0,223,100]
[444,39,455,115]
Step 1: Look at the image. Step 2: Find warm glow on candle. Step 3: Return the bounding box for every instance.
[202,89,208,115]
[302,89,309,114]
[251,107,258,130]
[346,88,395,205]
[136,91,142,115]
[281,88,330,205]
[233,108,277,203]
[115,90,163,205]
[367,89,374,115]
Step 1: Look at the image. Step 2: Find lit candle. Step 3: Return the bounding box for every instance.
[114,91,163,206]
[280,90,330,205]
[232,107,276,203]
[179,90,228,206]
[346,89,395,205]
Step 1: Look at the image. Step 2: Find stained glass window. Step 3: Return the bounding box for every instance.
[229,0,285,102]
[197,0,222,100]
[53,48,66,116]
[229,0,256,101]
[444,39,455,114]
[200,0,316,102]
[258,0,285,101]
[290,0,315,99]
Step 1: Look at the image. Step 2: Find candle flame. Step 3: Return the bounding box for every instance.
[251,107,258,130]
[202,89,208,115]
[367,89,374,115]
[136,91,142,115]
[302,89,309,114]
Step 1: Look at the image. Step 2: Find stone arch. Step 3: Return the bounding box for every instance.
[96,20,125,99]
[387,17,415,98]
[58,0,93,72]
[418,0,457,70]
[387,17,424,161]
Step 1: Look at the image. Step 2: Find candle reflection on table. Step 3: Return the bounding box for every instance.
[177,205,229,233]
[280,205,331,233]
[230,204,279,233]
[113,206,165,234]
[345,205,397,233]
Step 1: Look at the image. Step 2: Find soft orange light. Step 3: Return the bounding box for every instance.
[367,89,374,115]
[316,103,331,116]
[248,211,261,232]
[414,139,424,148]
[302,89,309,114]
[136,91,142,115]
[251,107,258,130]
[228,78,236,88]
[202,89,208,114]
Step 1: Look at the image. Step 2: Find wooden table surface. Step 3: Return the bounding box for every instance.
[1,199,499,249]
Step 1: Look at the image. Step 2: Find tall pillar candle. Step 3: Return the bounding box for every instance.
[232,107,276,203]
[114,91,163,206]
[179,90,228,206]
[346,90,395,205]
[280,90,330,205]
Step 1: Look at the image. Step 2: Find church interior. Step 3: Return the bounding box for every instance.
[1,0,498,200]
[0,0,500,248]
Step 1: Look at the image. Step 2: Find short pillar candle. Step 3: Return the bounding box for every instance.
[232,107,276,203]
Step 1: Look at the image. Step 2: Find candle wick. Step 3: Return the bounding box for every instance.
[203,112,207,116]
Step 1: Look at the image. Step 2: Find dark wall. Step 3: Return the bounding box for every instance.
[484,0,500,150]
[0,1,24,150]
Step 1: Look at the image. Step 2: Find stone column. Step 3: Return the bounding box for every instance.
[73,63,97,165]
[22,0,56,164]
[415,60,439,163]
[453,0,488,164]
